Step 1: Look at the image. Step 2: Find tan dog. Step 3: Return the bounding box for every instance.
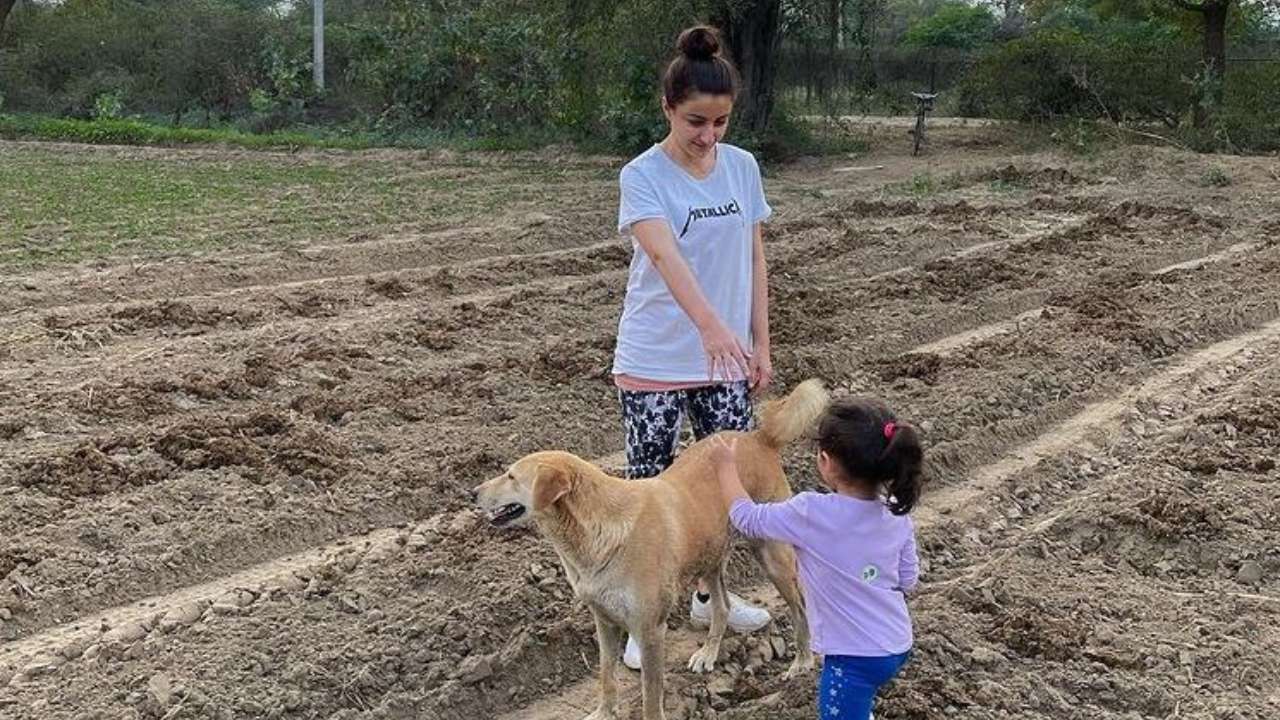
[474,379,828,720]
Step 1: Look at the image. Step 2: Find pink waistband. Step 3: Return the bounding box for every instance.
[613,373,713,392]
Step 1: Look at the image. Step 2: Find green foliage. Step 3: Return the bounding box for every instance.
[0,113,373,149]
[343,0,565,134]
[959,21,1194,125]
[988,177,1024,194]
[0,0,1274,155]
[903,2,998,50]
[236,35,313,133]
[1190,59,1280,152]
[883,169,969,197]
[956,4,1280,152]
[959,29,1088,119]
[0,0,277,120]
[0,0,756,154]
[729,110,871,162]
[1048,116,1107,156]
[93,91,125,120]
[907,171,938,195]
[0,0,958,156]
[1198,165,1233,187]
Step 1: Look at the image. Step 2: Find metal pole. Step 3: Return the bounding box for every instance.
[313,0,325,92]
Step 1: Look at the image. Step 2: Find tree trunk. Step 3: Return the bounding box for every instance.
[0,0,18,42]
[816,0,842,103]
[829,0,843,51]
[1177,0,1232,128]
[1202,1,1228,106]
[851,0,880,91]
[998,0,1025,38]
[718,0,784,134]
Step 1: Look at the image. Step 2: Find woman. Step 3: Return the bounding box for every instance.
[613,24,774,670]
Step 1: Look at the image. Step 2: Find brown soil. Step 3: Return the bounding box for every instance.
[2,135,1278,720]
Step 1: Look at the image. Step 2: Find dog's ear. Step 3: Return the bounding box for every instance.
[531,462,571,512]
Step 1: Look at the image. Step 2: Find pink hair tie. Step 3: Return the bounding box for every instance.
[883,422,897,440]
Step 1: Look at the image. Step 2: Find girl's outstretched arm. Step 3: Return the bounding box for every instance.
[898,521,920,594]
[709,436,810,547]
[710,435,750,505]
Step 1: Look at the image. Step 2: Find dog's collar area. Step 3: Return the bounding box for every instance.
[488,503,526,526]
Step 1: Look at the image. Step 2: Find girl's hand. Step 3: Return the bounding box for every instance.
[699,320,752,383]
[708,435,738,469]
[710,435,748,504]
[749,344,773,393]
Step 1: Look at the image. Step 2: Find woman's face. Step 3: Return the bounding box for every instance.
[662,92,734,159]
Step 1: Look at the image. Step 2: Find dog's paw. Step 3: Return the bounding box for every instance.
[687,644,719,673]
[782,653,815,681]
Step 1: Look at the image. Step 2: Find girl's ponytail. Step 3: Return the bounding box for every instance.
[881,421,923,515]
[818,397,926,515]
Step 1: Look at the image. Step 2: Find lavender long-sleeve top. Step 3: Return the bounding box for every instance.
[730,492,918,656]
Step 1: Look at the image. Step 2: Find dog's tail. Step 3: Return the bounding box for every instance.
[757,379,829,449]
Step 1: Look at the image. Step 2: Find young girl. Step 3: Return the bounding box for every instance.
[710,397,924,720]
[613,25,775,667]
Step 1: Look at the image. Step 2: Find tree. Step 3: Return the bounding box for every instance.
[986,0,1028,36]
[1,0,18,41]
[828,0,846,50]
[806,0,846,102]
[1172,0,1232,124]
[903,1,998,49]
[716,0,785,134]
[847,0,886,89]
[1168,0,1280,124]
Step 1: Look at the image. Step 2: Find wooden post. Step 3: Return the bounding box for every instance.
[313,0,325,92]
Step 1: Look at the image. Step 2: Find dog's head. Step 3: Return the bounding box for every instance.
[473,451,576,529]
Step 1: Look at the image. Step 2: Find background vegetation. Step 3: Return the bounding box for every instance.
[1,0,1277,155]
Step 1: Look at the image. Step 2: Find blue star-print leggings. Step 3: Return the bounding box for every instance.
[819,652,911,720]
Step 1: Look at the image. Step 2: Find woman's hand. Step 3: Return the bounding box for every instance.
[749,343,773,393]
[699,319,752,383]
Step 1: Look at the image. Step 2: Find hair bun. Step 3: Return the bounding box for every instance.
[677,26,720,61]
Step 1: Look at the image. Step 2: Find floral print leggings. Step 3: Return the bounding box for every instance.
[618,381,753,479]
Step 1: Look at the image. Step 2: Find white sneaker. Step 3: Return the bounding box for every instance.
[622,635,642,670]
[689,591,771,633]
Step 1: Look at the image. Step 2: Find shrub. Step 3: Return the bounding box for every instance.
[1199,166,1232,187]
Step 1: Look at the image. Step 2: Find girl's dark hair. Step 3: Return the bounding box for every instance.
[662,25,739,107]
[817,397,924,515]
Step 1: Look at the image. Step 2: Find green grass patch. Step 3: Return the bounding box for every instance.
[0,137,617,269]
[0,113,590,154]
[987,177,1027,194]
[1198,165,1232,188]
[735,112,872,164]
[884,170,971,198]
[0,114,382,150]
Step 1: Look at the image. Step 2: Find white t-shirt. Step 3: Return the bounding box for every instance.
[613,143,771,382]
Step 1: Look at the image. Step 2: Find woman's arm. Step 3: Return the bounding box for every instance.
[748,222,772,392]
